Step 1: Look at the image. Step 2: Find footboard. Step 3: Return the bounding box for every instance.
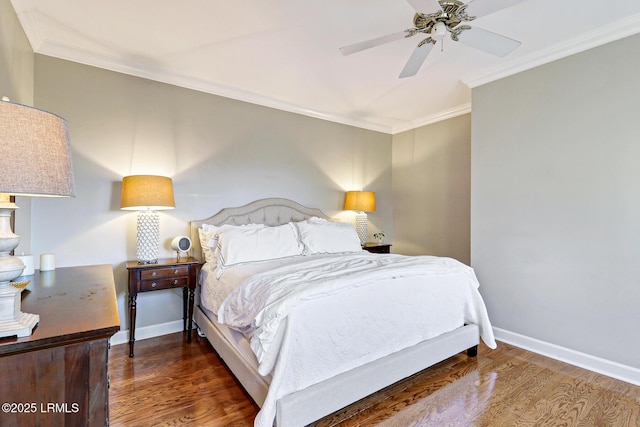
[195,303,478,427]
[275,324,479,427]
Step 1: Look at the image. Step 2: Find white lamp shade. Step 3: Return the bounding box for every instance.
[0,100,75,197]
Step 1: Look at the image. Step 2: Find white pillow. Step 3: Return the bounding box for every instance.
[216,222,303,269]
[307,216,329,223]
[295,220,362,254]
[199,223,264,265]
[198,227,216,265]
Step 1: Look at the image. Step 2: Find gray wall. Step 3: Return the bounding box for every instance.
[392,114,471,263]
[31,56,392,332]
[0,0,32,104]
[471,34,640,369]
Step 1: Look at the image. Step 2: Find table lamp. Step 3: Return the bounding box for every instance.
[344,191,376,244]
[0,97,76,338]
[121,175,175,264]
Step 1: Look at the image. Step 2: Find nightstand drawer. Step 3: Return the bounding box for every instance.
[140,276,188,291]
[141,266,188,280]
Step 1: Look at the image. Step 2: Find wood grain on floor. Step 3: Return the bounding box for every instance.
[108,332,640,426]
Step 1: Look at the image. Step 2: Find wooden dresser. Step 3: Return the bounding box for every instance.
[0,264,120,427]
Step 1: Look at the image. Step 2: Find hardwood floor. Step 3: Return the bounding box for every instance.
[109,332,640,426]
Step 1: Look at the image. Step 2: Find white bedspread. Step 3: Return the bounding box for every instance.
[219,253,494,374]
[213,253,496,427]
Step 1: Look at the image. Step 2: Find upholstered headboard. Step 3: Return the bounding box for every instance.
[189,198,331,262]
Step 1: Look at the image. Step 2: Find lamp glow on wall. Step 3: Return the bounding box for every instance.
[121,175,175,264]
[0,97,76,338]
[344,191,376,244]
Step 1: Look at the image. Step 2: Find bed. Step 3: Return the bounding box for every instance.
[189,198,496,427]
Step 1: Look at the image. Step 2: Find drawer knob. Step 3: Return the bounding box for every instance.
[173,279,178,285]
[174,269,179,274]
[151,282,157,288]
[151,271,157,277]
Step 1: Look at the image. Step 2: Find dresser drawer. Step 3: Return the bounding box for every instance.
[141,266,188,280]
[140,276,188,291]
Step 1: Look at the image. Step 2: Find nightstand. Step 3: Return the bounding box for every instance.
[362,242,392,254]
[126,257,200,357]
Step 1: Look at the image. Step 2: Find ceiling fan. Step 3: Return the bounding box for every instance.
[340,0,524,78]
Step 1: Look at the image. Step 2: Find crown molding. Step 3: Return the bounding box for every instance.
[391,103,471,134]
[18,2,640,134]
[10,0,43,51]
[462,14,640,89]
[36,37,471,135]
[34,38,396,134]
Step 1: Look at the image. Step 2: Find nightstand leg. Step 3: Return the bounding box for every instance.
[182,287,188,331]
[187,288,195,343]
[128,294,137,357]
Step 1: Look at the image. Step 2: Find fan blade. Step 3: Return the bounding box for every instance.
[464,0,525,19]
[340,31,408,56]
[399,40,435,78]
[455,26,520,57]
[406,0,442,13]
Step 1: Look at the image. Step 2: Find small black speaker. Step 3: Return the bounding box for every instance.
[171,236,192,252]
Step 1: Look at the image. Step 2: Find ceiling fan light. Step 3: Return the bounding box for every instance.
[432,21,447,39]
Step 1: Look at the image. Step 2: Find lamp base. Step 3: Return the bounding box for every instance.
[354,211,368,244]
[0,198,36,338]
[0,284,39,338]
[136,210,160,264]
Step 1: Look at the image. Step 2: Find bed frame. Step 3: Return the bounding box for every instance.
[189,198,479,427]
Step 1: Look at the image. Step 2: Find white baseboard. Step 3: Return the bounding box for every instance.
[110,320,184,347]
[493,327,640,386]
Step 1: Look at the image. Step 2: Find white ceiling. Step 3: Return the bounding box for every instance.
[11,0,640,134]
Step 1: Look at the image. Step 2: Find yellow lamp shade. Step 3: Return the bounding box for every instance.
[120,175,175,210]
[344,191,376,212]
